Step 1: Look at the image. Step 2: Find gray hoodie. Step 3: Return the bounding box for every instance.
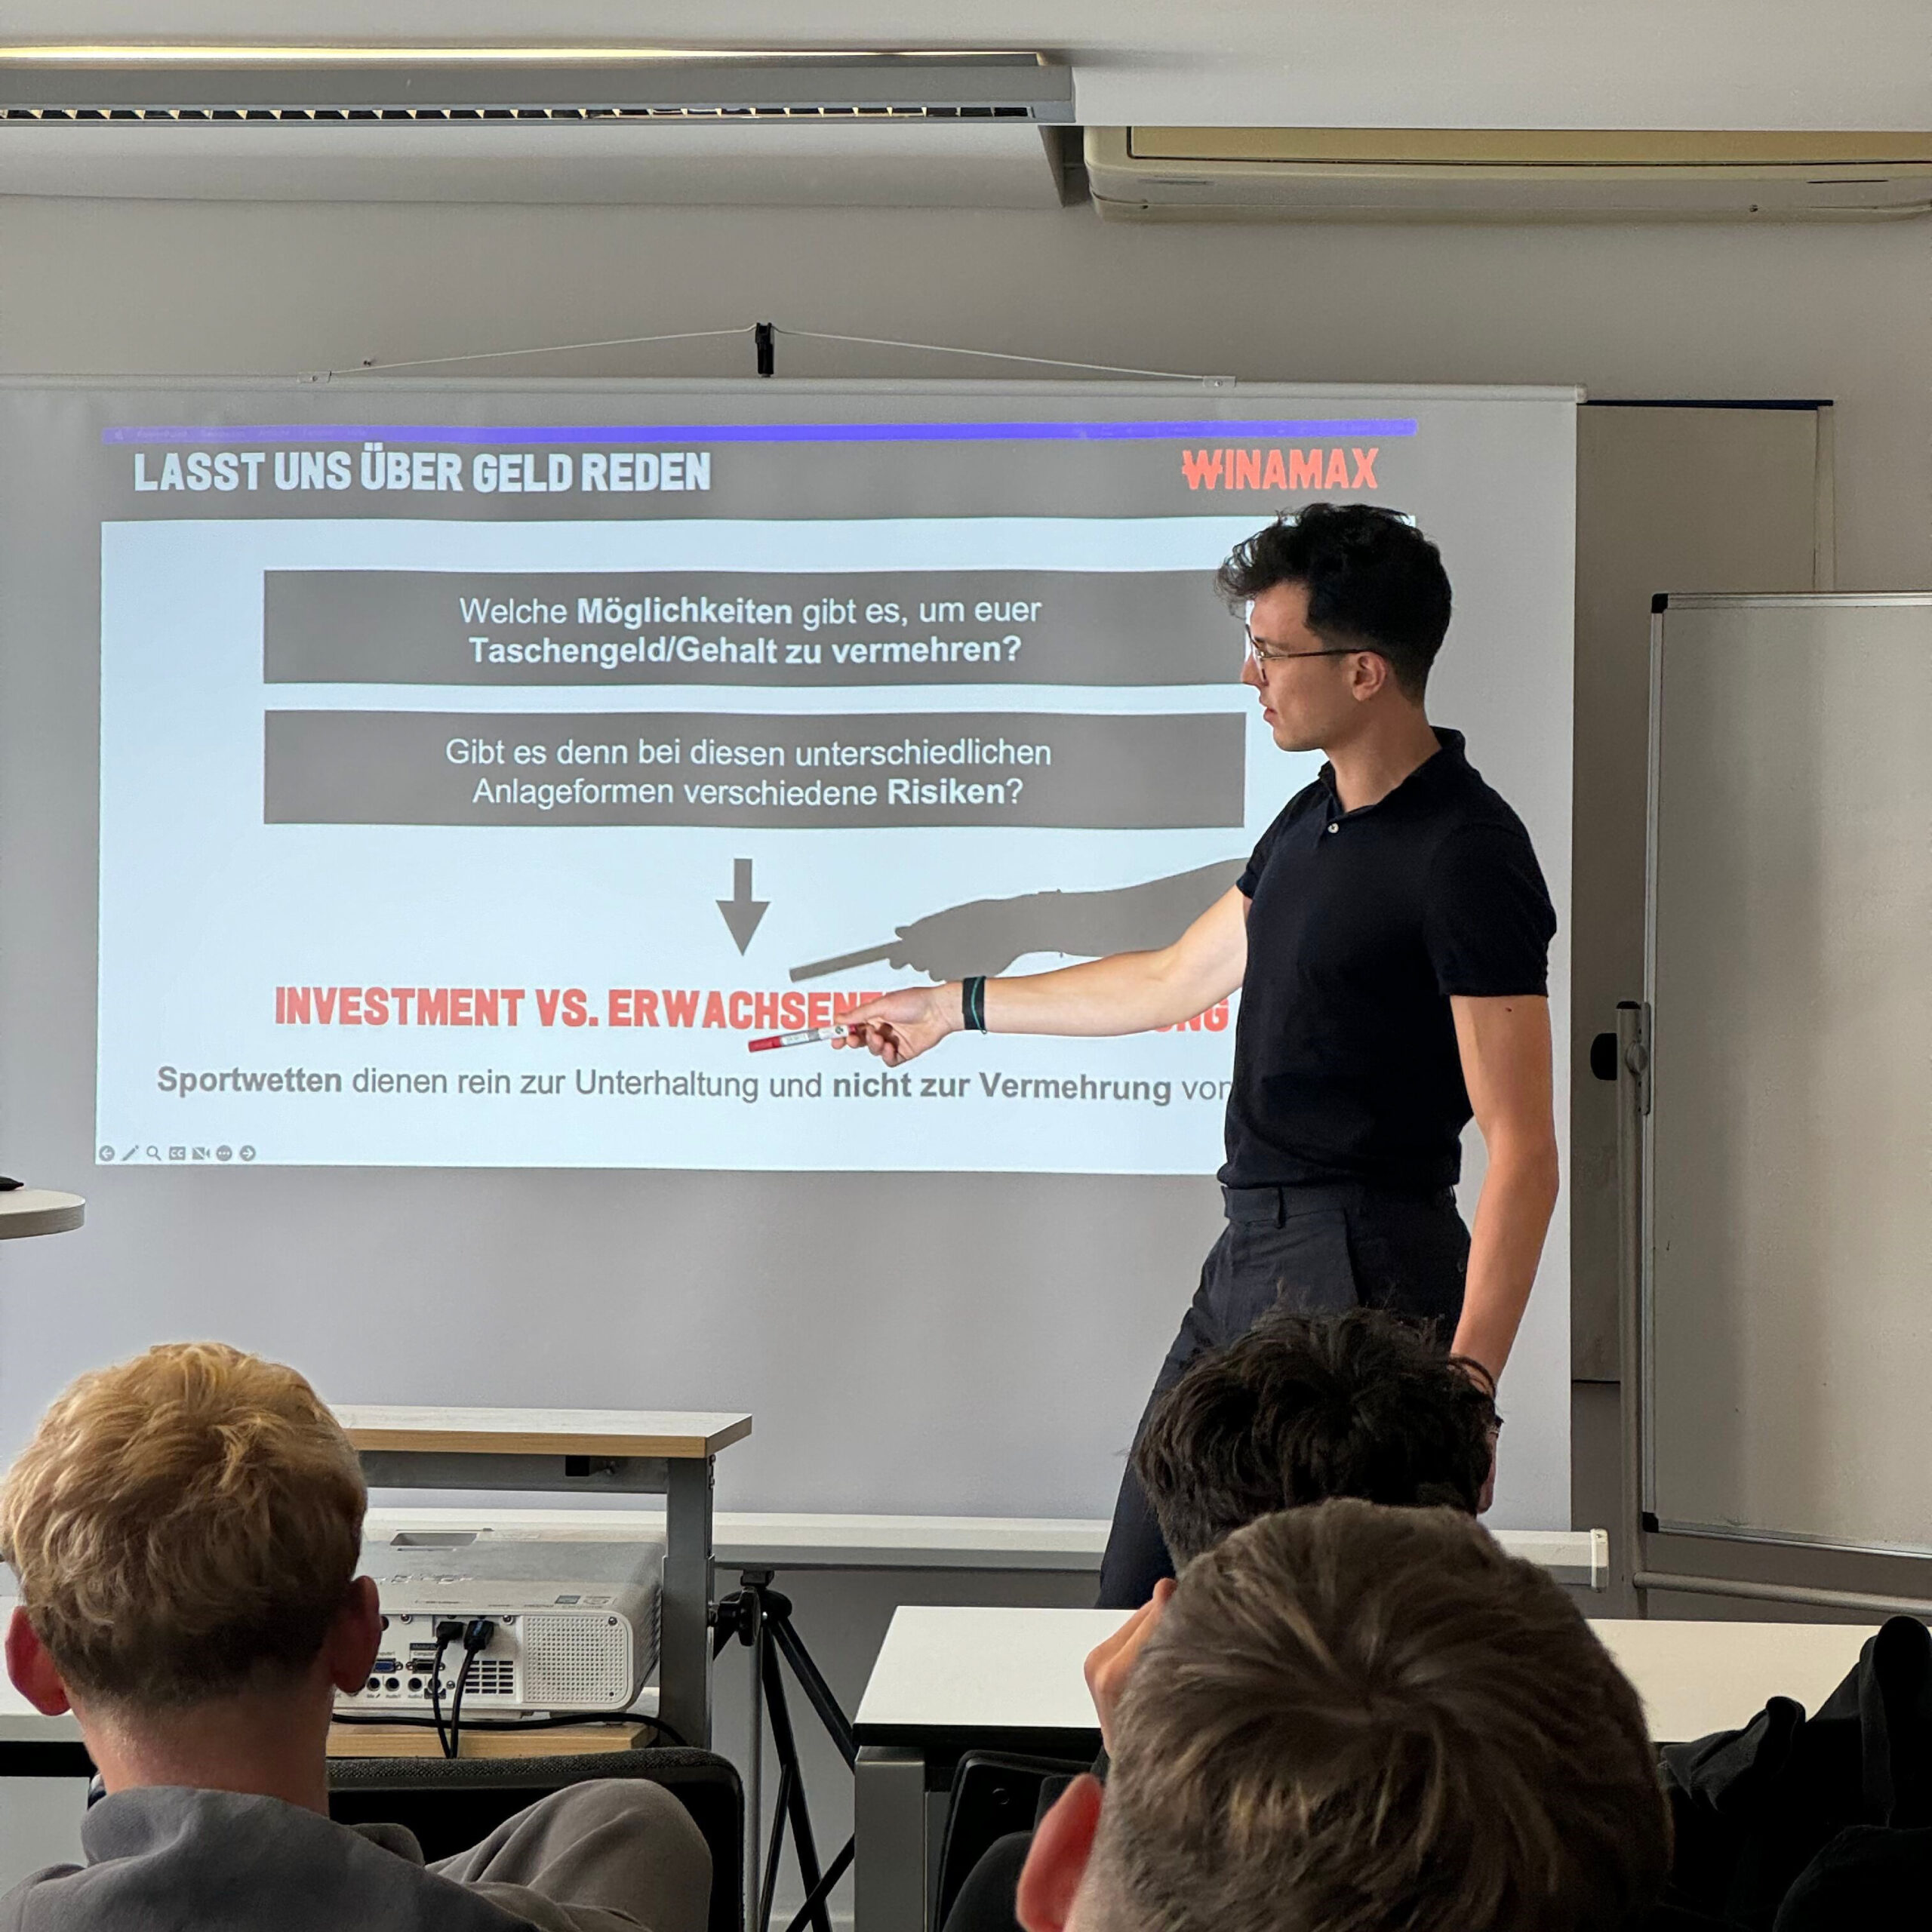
[0,1786,535,1932]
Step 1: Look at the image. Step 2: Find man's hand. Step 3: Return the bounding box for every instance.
[1083,1578,1175,1755]
[835,985,963,1066]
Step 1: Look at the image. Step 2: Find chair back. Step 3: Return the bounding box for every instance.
[934,1749,1091,1929]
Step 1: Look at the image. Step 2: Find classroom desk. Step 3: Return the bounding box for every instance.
[850,1607,1884,1932]
[0,1595,657,1770]
[0,1190,85,1241]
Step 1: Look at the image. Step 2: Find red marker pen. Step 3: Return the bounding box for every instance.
[748,1024,848,1054]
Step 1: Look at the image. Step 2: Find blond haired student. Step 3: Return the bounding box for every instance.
[0,1342,710,1932]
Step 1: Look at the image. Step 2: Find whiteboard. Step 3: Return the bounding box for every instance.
[1646,594,1932,1555]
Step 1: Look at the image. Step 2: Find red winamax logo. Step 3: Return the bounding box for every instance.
[1181,446,1378,491]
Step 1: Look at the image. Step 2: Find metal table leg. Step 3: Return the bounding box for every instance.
[662,1455,715,1750]
[854,1746,928,1932]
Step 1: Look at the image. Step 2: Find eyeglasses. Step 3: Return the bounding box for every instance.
[1243,626,1363,669]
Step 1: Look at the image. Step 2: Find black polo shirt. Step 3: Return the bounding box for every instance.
[1221,728,1555,1194]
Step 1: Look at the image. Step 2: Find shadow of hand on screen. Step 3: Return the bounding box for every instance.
[791,859,1244,984]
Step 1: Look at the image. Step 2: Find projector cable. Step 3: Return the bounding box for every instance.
[426,1624,460,1758]
[445,1617,497,1759]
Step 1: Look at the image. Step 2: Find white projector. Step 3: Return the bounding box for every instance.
[337,1533,663,1718]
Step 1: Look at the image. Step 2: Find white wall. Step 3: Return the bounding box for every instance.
[1,192,1926,1921]
[0,198,1924,595]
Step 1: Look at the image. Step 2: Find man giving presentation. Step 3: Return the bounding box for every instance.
[840,503,1559,1607]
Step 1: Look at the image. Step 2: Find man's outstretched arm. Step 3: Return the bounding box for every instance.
[837,884,1250,1066]
[1447,992,1560,1380]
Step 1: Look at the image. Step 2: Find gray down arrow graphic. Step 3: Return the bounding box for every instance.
[717,858,769,954]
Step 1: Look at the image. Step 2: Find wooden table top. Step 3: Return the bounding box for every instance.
[328,1721,655,1760]
[334,1406,752,1460]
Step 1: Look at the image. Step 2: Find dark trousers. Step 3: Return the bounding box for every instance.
[1095,1180,1471,1609]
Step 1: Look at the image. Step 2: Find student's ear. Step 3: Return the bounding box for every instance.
[1016,1774,1106,1932]
[6,1606,72,1716]
[323,1576,384,1695]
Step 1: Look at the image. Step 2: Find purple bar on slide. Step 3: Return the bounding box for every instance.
[103,417,1417,446]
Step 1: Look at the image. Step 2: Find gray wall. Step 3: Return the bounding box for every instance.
[1569,403,1829,1387]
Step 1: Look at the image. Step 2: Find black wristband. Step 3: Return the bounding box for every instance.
[961,976,988,1032]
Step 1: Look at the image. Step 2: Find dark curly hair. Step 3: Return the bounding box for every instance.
[1133,1307,1497,1566]
[1217,500,1452,697]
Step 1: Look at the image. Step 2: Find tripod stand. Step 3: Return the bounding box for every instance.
[713,1569,857,1932]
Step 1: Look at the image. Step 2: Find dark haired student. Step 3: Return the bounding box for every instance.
[841,503,1558,1607]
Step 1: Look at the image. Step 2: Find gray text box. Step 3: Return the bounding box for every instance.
[265,709,1244,830]
[263,569,1235,688]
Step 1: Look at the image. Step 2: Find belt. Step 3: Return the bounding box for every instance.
[1221,1181,1458,1225]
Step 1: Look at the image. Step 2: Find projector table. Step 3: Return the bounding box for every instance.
[334,1406,752,1751]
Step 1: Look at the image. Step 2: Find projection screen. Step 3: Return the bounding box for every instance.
[0,380,1574,1524]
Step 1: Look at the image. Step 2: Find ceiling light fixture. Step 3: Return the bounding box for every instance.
[0,45,1073,122]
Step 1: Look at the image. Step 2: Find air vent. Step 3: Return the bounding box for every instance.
[521,1613,632,1709]
[0,49,1072,123]
[468,1657,516,1698]
[1086,127,1932,223]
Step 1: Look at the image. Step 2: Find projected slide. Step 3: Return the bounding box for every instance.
[91,396,1567,1172]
